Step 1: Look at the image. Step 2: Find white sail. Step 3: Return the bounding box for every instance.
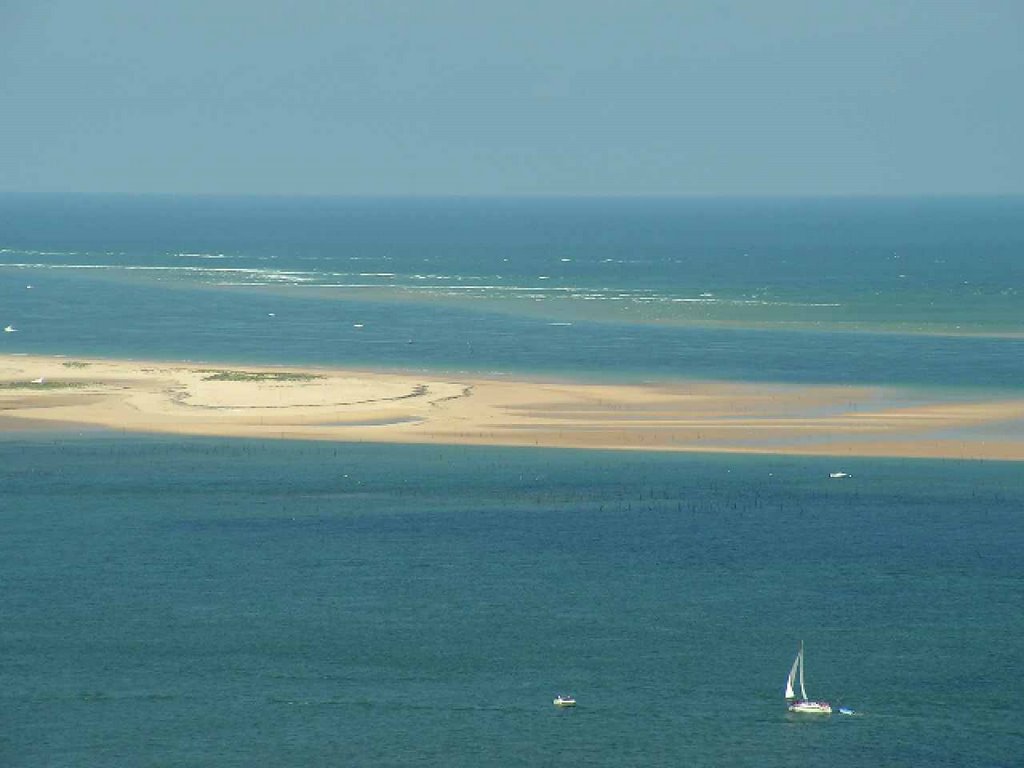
[785,650,799,699]
[785,642,809,700]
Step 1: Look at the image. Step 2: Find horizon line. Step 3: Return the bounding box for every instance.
[2,190,1023,202]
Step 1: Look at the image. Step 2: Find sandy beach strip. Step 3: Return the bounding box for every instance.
[1,353,1023,461]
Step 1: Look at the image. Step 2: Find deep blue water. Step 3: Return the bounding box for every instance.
[1,438,1022,767]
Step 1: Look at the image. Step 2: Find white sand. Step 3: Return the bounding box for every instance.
[2,354,1023,460]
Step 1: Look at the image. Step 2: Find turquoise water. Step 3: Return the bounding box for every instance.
[2,195,1023,388]
[1,438,1022,767]
[1,196,1023,765]
[1,195,1021,342]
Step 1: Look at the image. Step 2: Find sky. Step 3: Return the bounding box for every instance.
[2,0,1022,197]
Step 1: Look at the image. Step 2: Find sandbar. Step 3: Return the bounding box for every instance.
[2,354,1023,461]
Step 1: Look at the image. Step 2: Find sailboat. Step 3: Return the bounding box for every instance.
[785,641,832,714]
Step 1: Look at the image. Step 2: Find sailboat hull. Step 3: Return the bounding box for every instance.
[787,700,832,714]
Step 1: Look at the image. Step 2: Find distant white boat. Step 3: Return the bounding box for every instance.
[785,642,832,714]
[4,325,16,333]
[829,472,850,479]
[553,694,576,708]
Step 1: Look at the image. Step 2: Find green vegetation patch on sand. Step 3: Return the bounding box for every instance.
[199,370,323,383]
[0,380,92,390]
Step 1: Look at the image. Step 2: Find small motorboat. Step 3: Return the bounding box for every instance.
[829,472,850,479]
[553,695,576,708]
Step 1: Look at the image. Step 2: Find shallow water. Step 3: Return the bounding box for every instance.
[1,195,1022,389]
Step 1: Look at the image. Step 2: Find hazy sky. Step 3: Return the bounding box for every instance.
[2,0,1022,196]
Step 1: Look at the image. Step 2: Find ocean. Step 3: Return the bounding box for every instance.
[1,195,1022,766]
[1,195,1023,386]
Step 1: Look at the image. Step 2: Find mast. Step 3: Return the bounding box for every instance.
[798,641,808,700]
